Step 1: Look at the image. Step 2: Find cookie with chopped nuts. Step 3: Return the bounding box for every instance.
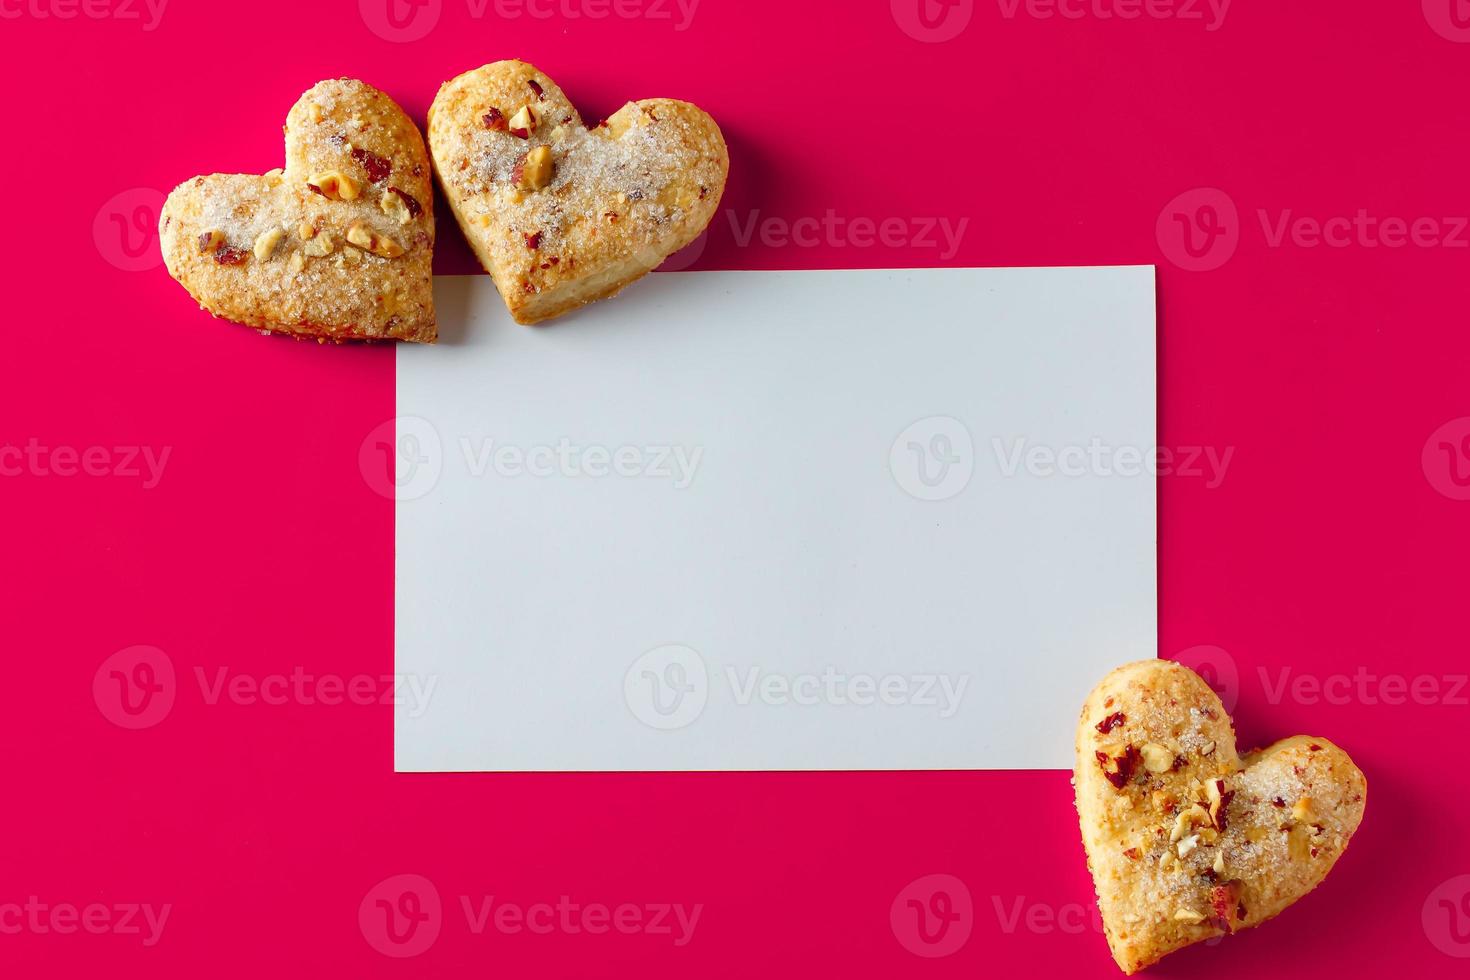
[427,60,727,324]
[1074,660,1367,974]
[160,79,436,343]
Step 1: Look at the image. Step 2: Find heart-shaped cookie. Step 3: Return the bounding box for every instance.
[160,79,436,342]
[427,60,727,324]
[1074,660,1366,973]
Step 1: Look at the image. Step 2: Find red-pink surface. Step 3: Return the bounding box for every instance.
[5,1,1470,975]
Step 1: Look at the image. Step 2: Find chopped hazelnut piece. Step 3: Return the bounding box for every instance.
[303,234,335,258]
[380,189,412,224]
[253,228,285,262]
[306,171,361,201]
[380,187,422,224]
[1140,742,1173,774]
[345,221,405,258]
[513,145,555,191]
[1171,805,1208,842]
[507,103,539,138]
[1207,782,1234,830]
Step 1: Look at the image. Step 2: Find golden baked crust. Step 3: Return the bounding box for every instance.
[1074,660,1367,974]
[427,60,728,324]
[160,78,436,343]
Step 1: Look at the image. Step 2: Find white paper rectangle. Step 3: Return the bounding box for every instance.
[395,267,1156,771]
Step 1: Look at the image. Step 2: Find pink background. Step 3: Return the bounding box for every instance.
[5,0,1470,974]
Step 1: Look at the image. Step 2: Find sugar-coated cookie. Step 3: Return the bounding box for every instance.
[1075,660,1366,973]
[161,79,436,342]
[427,60,727,324]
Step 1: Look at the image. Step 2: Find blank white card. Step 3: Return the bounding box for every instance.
[395,267,1156,771]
